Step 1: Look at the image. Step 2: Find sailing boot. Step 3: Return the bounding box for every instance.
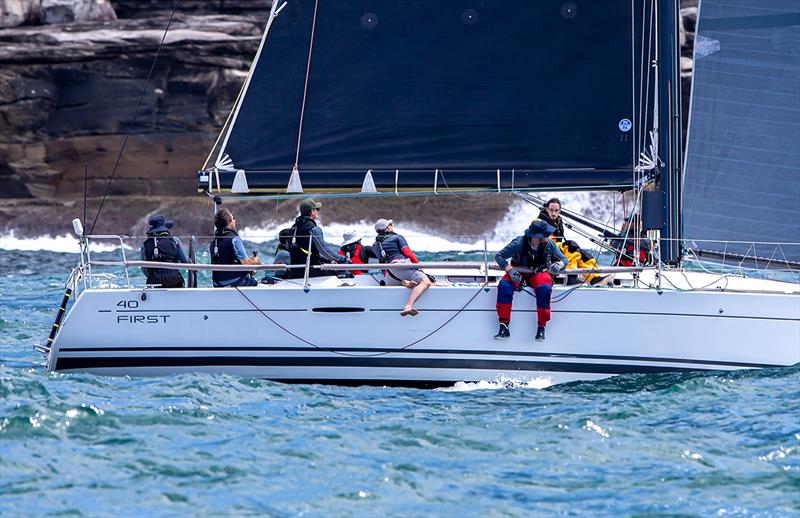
[493,323,510,340]
[535,326,546,342]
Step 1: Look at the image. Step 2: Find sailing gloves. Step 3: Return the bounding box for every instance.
[508,268,523,284]
[549,262,564,274]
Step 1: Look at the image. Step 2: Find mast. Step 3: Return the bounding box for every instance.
[656,0,683,263]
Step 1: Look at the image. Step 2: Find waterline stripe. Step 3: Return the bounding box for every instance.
[55,346,784,369]
[56,355,708,374]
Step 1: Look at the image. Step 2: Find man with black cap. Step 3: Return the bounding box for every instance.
[288,198,348,278]
[140,215,189,288]
[493,219,569,342]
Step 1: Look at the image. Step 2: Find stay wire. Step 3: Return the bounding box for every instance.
[89,0,179,234]
[293,0,320,171]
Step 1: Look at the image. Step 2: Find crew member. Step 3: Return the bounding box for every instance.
[288,198,348,278]
[538,198,604,285]
[263,228,293,283]
[140,214,189,288]
[372,219,432,316]
[494,220,569,342]
[603,220,652,267]
[338,229,375,275]
[209,208,260,287]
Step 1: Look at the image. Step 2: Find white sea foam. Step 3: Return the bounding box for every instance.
[1,192,621,253]
[440,375,554,392]
[240,192,620,253]
[0,231,122,253]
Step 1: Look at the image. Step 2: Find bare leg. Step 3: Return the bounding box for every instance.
[401,280,418,289]
[401,276,432,316]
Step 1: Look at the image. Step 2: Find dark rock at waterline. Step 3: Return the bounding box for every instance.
[0,194,521,242]
[0,0,698,201]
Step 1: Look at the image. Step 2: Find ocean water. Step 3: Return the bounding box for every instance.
[1,249,799,517]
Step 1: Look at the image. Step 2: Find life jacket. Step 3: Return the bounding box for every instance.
[372,232,406,263]
[210,227,243,285]
[511,238,551,271]
[142,232,184,287]
[339,242,366,275]
[289,216,320,267]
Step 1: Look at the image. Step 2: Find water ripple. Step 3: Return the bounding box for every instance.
[1,250,799,515]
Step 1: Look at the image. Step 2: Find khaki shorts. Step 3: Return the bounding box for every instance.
[385,259,427,285]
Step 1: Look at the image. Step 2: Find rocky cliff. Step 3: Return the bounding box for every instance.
[0,0,268,199]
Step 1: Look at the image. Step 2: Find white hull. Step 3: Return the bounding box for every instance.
[46,270,800,387]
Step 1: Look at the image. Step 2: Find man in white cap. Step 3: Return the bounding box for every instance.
[338,229,376,275]
[371,219,432,316]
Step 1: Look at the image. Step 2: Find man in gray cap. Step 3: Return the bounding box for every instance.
[288,198,348,277]
[372,219,431,316]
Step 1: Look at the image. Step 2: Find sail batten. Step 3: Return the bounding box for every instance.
[207,0,648,193]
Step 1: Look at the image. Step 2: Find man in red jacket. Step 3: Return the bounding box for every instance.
[338,229,376,275]
[371,219,432,316]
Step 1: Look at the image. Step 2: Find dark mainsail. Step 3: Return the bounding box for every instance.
[683,0,800,264]
[207,0,650,192]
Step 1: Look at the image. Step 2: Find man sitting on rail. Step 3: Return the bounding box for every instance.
[494,220,569,342]
[210,208,260,287]
[372,219,432,317]
[140,214,189,288]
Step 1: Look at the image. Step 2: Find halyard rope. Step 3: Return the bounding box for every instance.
[293,0,320,172]
[90,0,179,233]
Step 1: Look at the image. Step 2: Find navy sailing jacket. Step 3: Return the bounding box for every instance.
[495,237,568,271]
[372,232,419,263]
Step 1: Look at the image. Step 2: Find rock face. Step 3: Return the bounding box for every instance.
[0,0,268,199]
[0,0,698,202]
[1,0,116,28]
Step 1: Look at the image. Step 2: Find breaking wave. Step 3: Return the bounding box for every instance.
[0,192,621,253]
[240,192,620,252]
[439,375,555,392]
[0,231,120,253]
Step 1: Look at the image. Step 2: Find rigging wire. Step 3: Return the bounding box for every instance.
[436,170,474,202]
[293,0,320,173]
[89,0,179,234]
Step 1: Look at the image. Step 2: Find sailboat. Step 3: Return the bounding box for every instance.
[40,0,799,387]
